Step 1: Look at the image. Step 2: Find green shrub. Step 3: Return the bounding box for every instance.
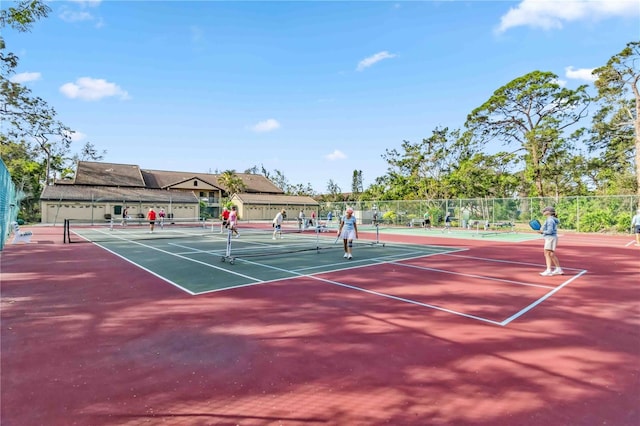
[382,210,397,224]
[578,211,615,232]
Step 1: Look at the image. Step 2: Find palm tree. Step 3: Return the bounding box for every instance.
[218,170,247,196]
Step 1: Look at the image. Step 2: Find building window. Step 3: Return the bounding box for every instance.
[193,181,198,187]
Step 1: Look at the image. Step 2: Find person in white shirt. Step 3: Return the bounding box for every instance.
[337,207,359,260]
[631,208,640,247]
[272,209,285,239]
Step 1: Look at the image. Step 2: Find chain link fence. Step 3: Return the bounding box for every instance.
[318,196,640,233]
[1,159,24,251]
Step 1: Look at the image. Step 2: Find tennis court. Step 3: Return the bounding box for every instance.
[1,224,638,425]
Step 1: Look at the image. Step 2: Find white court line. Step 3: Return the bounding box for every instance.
[94,234,585,326]
[292,248,464,273]
[501,270,588,326]
[196,247,465,294]
[88,241,195,295]
[391,262,556,290]
[168,242,227,256]
[442,252,582,272]
[195,247,503,325]
[625,240,637,247]
[82,233,266,294]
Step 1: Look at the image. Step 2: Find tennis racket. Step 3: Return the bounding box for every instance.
[334,232,341,244]
[529,219,541,231]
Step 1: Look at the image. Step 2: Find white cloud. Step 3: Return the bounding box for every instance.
[356,51,397,71]
[59,10,94,23]
[496,0,640,33]
[325,150,347,161]
[59,77,130,101]
[565,66,596,82]
[10,72,41,84]
[64,130,87,142]
[251,118,281,133]
[59,0,102,26]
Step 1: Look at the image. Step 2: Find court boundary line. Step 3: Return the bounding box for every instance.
[92,236,587,326]
[500,270,588,325]
[196,247,504,325]
[391,262,557,290]
[372,226,541,243]
[88,241,197,295]
[88,237,267,294]
[200,249,587,326]
[441,252,584,272]
[195,247,467,295]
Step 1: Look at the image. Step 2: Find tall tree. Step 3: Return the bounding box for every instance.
[1,0,73,186]
[378,127,490,200]
[324,179,342,202]
[288,183,315,196]
[59,142,107,180]
[218,170,246,196]
[591,41,639,196]
[244,165,260,174]
[268,169,290,193]
[351,170,363,197]
[465,71,590,197]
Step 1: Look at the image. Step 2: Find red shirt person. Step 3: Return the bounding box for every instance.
[147,208,157,233]
[221,207,230,228]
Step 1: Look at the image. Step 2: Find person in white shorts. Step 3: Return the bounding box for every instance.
[338,207,358,260]
[539,206,563,276]
[229,206,239,238]
[631,208,640,247]
[272,209,285,239]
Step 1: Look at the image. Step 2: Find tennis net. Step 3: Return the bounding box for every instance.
[219,224,383,264]
[63,217,223,243]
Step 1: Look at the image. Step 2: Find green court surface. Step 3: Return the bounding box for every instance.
[368,224,542,242]
[73,228,464,295]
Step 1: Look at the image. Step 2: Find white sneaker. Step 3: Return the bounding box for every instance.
[344,253,348,258]
[272,237,276,240]
[552,268,564,275]
[347,254,353,260]
[540,270,553,276]
[235,234,239,239]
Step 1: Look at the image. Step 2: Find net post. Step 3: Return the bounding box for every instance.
[225,228,232,258]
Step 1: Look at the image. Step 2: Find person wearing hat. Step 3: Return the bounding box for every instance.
[539,206,563,276]
[631,208,640,246]
[338,207,358,260]
[272,209,286,239]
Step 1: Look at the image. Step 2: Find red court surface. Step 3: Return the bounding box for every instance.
[1,226,638,426]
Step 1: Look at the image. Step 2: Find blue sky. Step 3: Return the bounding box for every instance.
[5,0,639,193]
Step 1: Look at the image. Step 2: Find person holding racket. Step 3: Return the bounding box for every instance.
[338,207,358,260]
[229,206,239,238]
[221,207,230,229]
[539,206,563,276]
[631,208,640,246]
[272,209,285,239]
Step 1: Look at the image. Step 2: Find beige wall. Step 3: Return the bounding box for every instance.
[231,202,319,221]
[40,201,200,224]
